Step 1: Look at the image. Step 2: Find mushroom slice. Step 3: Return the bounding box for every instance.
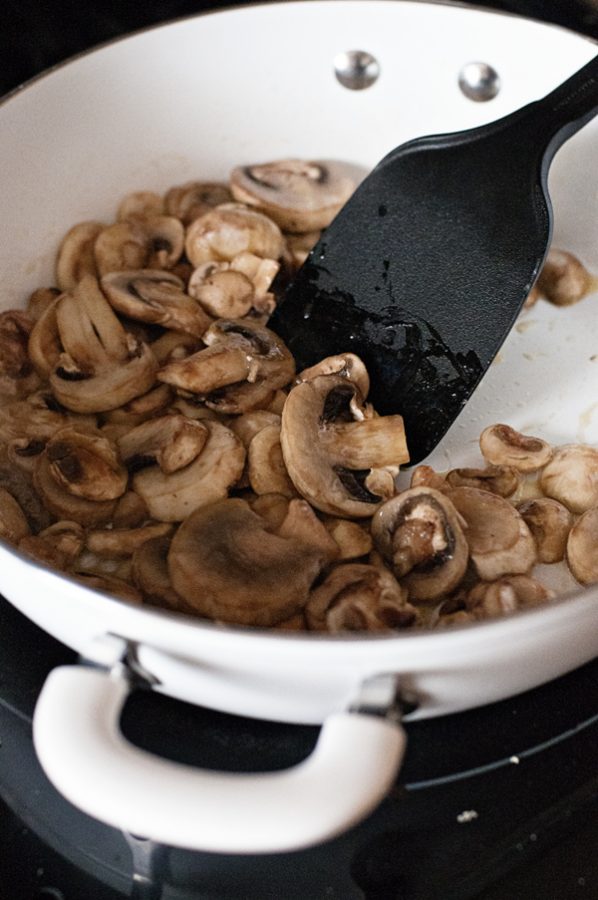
[158,318,295,414]
[306,563,417,633]
[133,420,245,522]
[246,492,290,531]
[117,191,164,222]
[0,487,31,542]
[281,375,408,518]
[0,459,51,533]
[566,508,598,584]
[117,415,209,474]
[0,310,39,398]
[297,353,370,399]
[101,270,212,337]
[73,571,143,604]
[539,444,598,513]
[113,491,148,528]
[28,295,63,377]
[184,203,285,267]
[27,287,62,322]
[102,384,173,428]
[45,429,128,502]
[132,534,188,611]
[409,466,448,492]
[94,217,184,275]
[247,424,296,498]
[188,264,255,319]
[449,486,536,581]
[19,520,85,570]
[536,248,594,306]
[285,230,321,268]
[229,410,281,448]
[49,276,158,414]
[86,522,173,558]
[445,465,521,497]
[467,575,553,618]
[164,181,233,226]
[371,487,468,602]
[168,497,336,626]
[517,498,573,563]
[34,451,117,527]
[56,221,105,291]
[479,424,552,472]
[230,160,355,233]
[322,517,373,560]
[148,330,200,366]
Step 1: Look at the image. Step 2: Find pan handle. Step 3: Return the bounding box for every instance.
[32,664,406,854]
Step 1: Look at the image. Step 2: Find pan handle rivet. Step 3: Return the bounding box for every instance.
[458,61,500,101]
[334,50,380,90]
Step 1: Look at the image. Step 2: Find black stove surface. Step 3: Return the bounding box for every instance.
[1,2,598,898]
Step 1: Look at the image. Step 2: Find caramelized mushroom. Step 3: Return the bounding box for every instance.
[19,520,85,570]
[117,191,164,222]
[539,444,598,513]
[479,424,552,472]
[445,464,521,497]
[86,522,173,557]
[536,248,593,306]
[322,516,373,560]
[164,181,233,225]
[131,534,188,611]
[117,415,209,474]
[566,508,598,584]
[229,160,355,232]
[247,423,296,498]
[56,221,105,291]
[371,487,468,602]
[94,216,184,274]
[101,270,212,337]
[516,498,573,563]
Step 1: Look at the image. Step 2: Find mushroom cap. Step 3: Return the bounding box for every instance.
[229,159,355,233]
[168,497,336,626]
[479,424,552,472]
[281,375,408,518]
[517,497,572,563]
[449,486,536,581]
[566,507,598,585]
[537,248,593,306]
[371,487,469,602]
[539,444,598,513]
[45,429,128,502]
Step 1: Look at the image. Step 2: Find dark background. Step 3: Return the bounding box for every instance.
[2,0,598,98]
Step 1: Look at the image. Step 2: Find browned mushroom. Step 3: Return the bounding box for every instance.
[117,415,209,474]
[188,264,255,319]
[72,571,143,604]
[102,384,173,428]
[131,534,189,611]
[229,160,355,232]
[27,287,62,322]
[409,465,448,492]
[0,310,40,399]
[516,497,573,563]
[247,424,296,498]
[448,486,536,580]
[94,216,184,275]
[439,574,552,624]
[0,456,51,533]
[536,248,594,306]
[479,424,552,472]
[322,516,373,560]
[19,520,85,570]
[158,318,295,414]
[56,221,105,291]
[167,497,338,626]
[539,444,598,513]
[0,487,31,542]
[445,464,521,497]
[297,352,370,399]
[184,203,285,268]
[305,563,417,632]
[566,507,598,584]
[101,269,212,338]
[164,181,233,225]
[281,375,408,517]
[371,487,468,602]
[117,191,164,222]
[85,522,173,557]
[229,410,281,447]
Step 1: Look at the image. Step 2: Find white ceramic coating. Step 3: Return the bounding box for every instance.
[0,0,597,729]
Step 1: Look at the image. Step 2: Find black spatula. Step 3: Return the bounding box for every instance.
[270,55,598,464]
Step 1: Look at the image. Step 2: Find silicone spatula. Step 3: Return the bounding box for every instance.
[270,55,598,463]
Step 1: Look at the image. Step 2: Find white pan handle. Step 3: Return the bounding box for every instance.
[33,665,406,854]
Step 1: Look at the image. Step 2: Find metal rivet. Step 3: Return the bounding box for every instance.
[334,50,380,90]
[458,62,501,102]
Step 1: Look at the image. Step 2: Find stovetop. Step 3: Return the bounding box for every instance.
[1,2,598,898]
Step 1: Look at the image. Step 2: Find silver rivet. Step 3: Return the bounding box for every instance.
[334,50,380,90]
[458,62,501,102]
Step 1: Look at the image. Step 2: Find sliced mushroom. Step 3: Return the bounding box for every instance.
[164,181,233,226]
[131,534,188,611]
[536,248,594,306]
[44,429,128,502]
[305,563,417,633]
[49,276,158,413]
[184,203,285,268]
[409,465,448,492]
[0,310,39,398]
[117,191,164,222]
[72,571,143,604]
[0,487,31,542]
[229,160,355,232]
[101,269,212,337]
[133,420,245,522]
[0,458,51,533]
[117,415,209,474]
[297,352,370,399]
[479,424,552,472]
[168,497,337,626]
[158,318,295,414]
[246,492,290,531]
[445,465,521,497]
[516,498,573,563]
[148,330,200,366]
[28,295,63,377]
[19,520,85,570]
[229,410,281,447]
[448,486,536,581]
[112,491,148,528]
[86,522,173,557]
[467,575,553,617]
[539,444,598,513]
[566,508,598,584]
[285,230,321,268]
[94,216,184,275]
[247,423,296,497]
[322,516,373,560]
[188,264,255,319]
[281,375,408,517]
[371,487,468,602]
[56,221,105,291]
[27,287,62,322]
[102,383,173,428]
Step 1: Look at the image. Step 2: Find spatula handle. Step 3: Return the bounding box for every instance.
[529,53,598,151]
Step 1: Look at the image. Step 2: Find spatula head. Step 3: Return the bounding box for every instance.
[270,123,551,464]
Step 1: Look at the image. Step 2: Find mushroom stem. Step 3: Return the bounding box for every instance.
[158,343,252,394]
[320,417,409,469]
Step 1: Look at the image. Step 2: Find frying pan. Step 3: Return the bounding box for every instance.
[0,0,597,855]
